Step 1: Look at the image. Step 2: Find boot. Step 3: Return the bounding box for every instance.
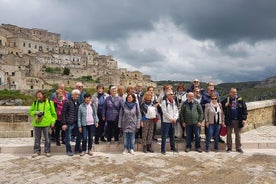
[143,145,147,153]
[147,144,154,153]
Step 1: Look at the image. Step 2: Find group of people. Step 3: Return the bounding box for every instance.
[29,78,248,158]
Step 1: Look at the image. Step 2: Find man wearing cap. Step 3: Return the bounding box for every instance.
[187,78,205,95]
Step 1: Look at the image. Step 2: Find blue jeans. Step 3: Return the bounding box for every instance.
[206,124,221,150]
[65,124,81,153]
[82,125,95,151]
[161,122,176,152]
[186,124,201,149]
[123,132,135,150]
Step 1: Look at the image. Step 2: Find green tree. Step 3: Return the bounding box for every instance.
[63,67,70,75]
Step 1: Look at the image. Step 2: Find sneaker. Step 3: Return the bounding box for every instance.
[226,148,232,153]
[46,153,51,157]
[100,137,107,142]
[196,148,202,153]
[122,149,128,155]
[161,150,166,155]
[56,142,61,146]
[152,137,158,142]
[80,151,86,156]
[67,151,74,156]
[95,141,99,144]
[107,142,111,145]
[185,148,191,152]
[219,137,225,143]
[88,150,93,156]
[32,152,40,158]
[130,149,135,155]
[205,149,210,153]
[236,148,244,153]
[214,149,218,153]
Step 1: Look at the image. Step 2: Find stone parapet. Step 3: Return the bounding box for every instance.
[0,99,275,138]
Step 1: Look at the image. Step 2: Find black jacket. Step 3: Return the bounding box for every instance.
[221,96,247,128]
[62,99,80,125]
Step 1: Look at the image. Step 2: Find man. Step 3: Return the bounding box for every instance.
[160,90,179,155]
[135,83,144,139]
[179,92,204,153]
[51,83,70,100]
[62,89,81,156]
[187,78,205,95]
[221,88,247,153]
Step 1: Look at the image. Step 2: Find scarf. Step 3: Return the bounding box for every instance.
[210,101,221,123]
[125,101,135,109]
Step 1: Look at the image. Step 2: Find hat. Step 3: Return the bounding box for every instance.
[194,78,199,82]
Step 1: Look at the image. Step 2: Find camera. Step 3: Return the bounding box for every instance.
[37,112,44,118]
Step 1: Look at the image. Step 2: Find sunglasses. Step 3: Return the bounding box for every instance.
[211,98,217,100]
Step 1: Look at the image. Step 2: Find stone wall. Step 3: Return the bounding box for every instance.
[0,99,275,138]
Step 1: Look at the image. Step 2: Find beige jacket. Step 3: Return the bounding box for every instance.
[204,102,224,125]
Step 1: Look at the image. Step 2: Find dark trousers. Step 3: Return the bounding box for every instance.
[95,113,105,142]
[81,125,95,151]
[107,120,119,142]
[55,120,65,143]
[186,124,201,149]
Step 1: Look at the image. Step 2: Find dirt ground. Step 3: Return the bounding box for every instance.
[0,150,275,184]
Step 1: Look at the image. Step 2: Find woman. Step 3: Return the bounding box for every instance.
[78,93,99,156]
[118,94,140,155]
[204,94,225,152]
[52,89,68,146]
[29,90,57,158]
[102,86,122,144]
[140,91,158,153]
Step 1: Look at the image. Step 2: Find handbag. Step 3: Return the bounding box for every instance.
[220,126,227,136]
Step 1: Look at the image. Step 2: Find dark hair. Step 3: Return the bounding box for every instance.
[147,86,154,91]
[84,93,91,99]
[126,94,136,103]
[36,90,47,102]
[96,84,104,90]
[177,84,185,91]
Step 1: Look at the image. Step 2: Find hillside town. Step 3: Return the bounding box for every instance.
[0,24,156,90]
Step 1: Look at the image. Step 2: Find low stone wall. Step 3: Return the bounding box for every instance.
[0,99,275,138]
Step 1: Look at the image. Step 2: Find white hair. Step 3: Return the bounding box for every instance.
[71,89,80,95]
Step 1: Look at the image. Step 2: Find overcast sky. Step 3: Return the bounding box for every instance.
[1,0,276,83]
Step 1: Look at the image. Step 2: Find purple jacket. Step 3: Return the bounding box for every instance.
[102,95,122,121]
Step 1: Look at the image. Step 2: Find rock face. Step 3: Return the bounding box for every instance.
[255,76,276,88]
[0,99,22,106]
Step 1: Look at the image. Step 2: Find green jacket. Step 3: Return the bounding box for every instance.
[179,100,204,125]
[29,99,57,127]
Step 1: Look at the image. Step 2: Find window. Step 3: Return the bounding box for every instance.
[14,42,16,46]
[0,39,2,45]
[30,86,33,89]
[12,72,15,76]
[29,43,31,48]
[23,43,26,47]
[28,50,31,54]
[35,45,37,49]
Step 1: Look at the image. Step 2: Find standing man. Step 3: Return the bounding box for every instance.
[62,89,81,156]
[135,83,144,139]
[221,88,247,153]
[179,92,204,153]
[160,90,179,155]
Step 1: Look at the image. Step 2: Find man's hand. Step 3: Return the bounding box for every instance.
[182,122,186,128]
[62,125,67,131]
[79,127,82,133]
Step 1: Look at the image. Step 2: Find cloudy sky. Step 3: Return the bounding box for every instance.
[1,0,276,83]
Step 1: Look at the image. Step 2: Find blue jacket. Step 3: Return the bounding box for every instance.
[77,102,99,127]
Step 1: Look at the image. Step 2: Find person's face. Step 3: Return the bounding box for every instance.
[59,84,65,91]
[57,92,64,99]
[144,94,152,101]
[193,81,199,87]
[72,93,79,100]
[148,87,154,94]
[136,85,142,92]
[97,87,104,94]
[178,87,184,92]
[84,97,91,104]
[208,88,214,95]
[194,90,200,97]
[128,88,135,94]
[167,93,174,101]
[111,89,117,96]
[76,85,83,92]
[36,92,43,100]
[187,93,194,102]
[211,96,217,103]
[230,89,237,98]
[127,95,133,102]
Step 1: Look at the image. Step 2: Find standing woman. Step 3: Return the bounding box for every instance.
[204,94,225,152]
[118,94,140,154]
[78,93,99,156]
[29,90,57,158]
[140,91,158,153]
[102,86,122,144]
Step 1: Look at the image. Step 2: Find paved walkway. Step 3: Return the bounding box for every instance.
[0,125,276,184]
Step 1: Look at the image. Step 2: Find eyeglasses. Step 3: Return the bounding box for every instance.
[195,91,200,93]
[168,94,174,96]
[211,98,217,100]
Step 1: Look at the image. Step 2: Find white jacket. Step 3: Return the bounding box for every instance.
[161,99,179,123]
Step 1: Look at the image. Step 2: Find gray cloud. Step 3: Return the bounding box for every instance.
[1,0,276,82]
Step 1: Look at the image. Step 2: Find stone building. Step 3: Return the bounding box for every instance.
[0,24,156,90]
